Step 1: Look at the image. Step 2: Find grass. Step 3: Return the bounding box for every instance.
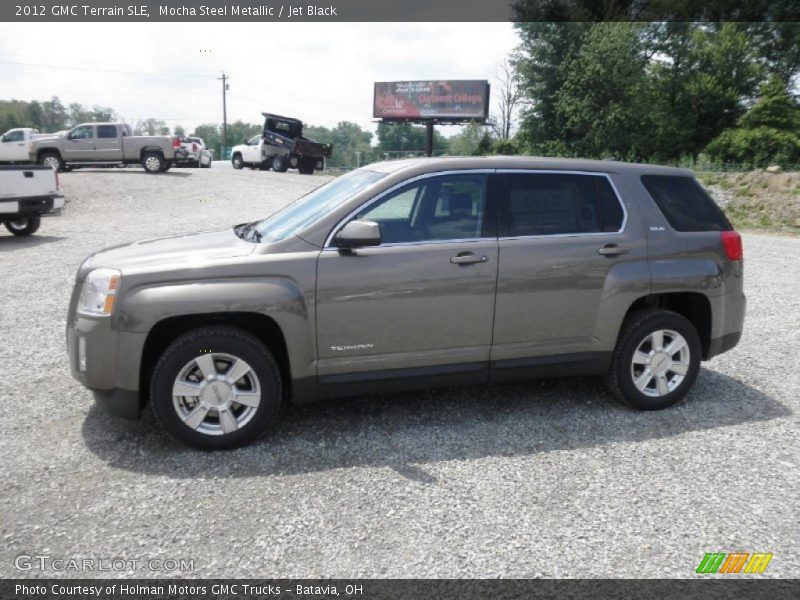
[700,170,800,236]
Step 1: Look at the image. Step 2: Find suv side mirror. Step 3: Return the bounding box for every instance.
[334,220,382,248]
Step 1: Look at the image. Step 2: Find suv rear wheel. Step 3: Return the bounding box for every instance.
[605,309,701,410]
[150,326,282,450]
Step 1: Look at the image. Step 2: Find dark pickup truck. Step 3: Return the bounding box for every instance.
[231,113,333,175]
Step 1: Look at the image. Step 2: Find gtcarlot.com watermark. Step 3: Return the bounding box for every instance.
[14,554,195,573]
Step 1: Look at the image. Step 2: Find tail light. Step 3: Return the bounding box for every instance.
[192,143,198,152]
[172,137,181,149]
[721,230,743,261]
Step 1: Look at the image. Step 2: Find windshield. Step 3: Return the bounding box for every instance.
[254,169,388,242]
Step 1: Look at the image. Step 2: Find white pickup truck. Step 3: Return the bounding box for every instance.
[0,166,64,236]
[0,128,42,163]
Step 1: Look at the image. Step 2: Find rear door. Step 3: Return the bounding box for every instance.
[490,170,645,376]
[94,124,123,160]
[315,171,499,394]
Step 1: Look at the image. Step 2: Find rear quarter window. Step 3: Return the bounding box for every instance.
[641,175,732,232]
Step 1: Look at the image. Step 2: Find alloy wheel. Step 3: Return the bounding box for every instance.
[172,353,262,436]
[629,329,691,397]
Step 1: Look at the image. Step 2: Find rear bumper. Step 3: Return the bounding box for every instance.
[0,194,63,219]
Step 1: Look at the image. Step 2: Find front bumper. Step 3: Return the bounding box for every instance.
[66,311,147,420]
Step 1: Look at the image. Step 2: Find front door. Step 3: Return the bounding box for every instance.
[243,136,262,164]
[315,172,498,396]
[0,129,26,161]
[63,125,95,161]
[490,170,646,376]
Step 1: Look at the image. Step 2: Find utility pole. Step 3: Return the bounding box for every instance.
[218,72,229,158]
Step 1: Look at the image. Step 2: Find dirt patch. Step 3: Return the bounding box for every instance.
[698,170,800,235]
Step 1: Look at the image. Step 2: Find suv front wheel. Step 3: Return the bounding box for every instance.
[150,326,282,450]
[605,309,702,410]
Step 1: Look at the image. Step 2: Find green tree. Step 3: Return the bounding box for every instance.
[704,76,800,167]
[739,75,800,130]
[554,23,652,159]
[513,22,769,161]
[40,97,69,131]
[449,121,493,156]
[375,122,448,156]
[512,22,591,150]
[192,123,221,155]
[134,118,169,136]
[67,103,116,126]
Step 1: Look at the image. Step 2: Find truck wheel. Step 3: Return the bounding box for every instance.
[231,154,244,169]
[604,309,701,411]
[298,158,315,175]
[150,326,282,450]
[4,216,41,236]
[39,152,64,171]
[142,152,165,173]
[271,155,288,172]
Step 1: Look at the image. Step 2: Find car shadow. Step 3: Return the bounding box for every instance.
[81,368,790,481]
[0,234,66,250]
[66,169,193,178]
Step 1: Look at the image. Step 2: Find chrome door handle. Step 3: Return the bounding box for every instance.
[450,253,488,265]
[598,244,629,256]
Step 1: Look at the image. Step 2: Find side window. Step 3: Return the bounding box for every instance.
[69,126,94,140]
[500,173,624,237]
[3,130,24,142]
[641,175,731,232]
[357,174,487,244]
[96,125,117,139]
[249,136,261,145]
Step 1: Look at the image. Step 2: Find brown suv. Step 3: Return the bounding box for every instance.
[67,157,745,449]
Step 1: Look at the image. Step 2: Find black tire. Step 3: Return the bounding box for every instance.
[231,154,244,169]
[298,158,315,175]
[142,152,165,173]
[4,216,41,236]
[271,155,288,172]
[200,160,211,169]
[604,308,702,410]
[39,151,64,171]
[258,162,271,171]
[150,326,282,450]
[160,161,172,173]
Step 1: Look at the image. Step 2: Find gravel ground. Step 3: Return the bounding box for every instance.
[0,166,797,579]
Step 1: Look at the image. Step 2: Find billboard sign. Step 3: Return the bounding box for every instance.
[373,80,490,121]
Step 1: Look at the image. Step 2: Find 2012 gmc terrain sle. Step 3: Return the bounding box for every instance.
[67,157,745,449]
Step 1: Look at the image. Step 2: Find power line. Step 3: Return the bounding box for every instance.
[0,60,214,79]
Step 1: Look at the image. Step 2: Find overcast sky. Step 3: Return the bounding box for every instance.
[0,22,519,138]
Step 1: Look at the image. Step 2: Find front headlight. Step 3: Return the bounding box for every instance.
[78,268,121,316]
